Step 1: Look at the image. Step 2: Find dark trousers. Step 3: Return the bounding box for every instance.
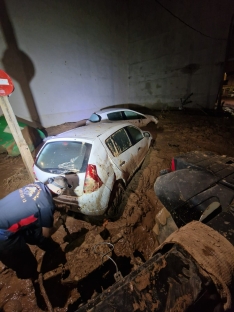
[0,228,64,279]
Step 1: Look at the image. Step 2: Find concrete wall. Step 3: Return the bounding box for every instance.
[0,0,128,127]
[0,0,233,128]
[128,0,234,110]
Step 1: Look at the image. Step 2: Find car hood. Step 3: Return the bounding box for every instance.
[154,169,219,212]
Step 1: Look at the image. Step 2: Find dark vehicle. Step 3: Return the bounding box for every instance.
[76,211,234,312]
[72,151,234,312]
[73,152,234,312]
[154,151,234,227]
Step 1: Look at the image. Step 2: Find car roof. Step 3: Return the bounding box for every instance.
[45,122,136,142]
[95,107,144,115]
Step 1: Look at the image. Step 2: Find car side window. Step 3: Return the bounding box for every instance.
[107,112,123,121]
[105,128,132,157]
[123,111,146,120]
[125,126,144,144]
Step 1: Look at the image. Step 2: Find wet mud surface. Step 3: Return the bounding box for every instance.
[0,109,234,311]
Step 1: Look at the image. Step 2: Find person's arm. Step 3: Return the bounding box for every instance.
[42,214,67,237]
[42,227,56,237]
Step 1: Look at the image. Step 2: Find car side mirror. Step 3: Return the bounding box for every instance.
[143,132,151,137]
[89,113,101,123]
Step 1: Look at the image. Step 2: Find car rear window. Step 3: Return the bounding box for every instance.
[105,128,132,157]
[35,141,91,174]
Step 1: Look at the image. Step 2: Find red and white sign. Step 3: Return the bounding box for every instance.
[0,70,14,96]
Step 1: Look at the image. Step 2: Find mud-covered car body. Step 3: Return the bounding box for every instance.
[34,122,152,217]
[86,107,158,127]
[154,151,234,227]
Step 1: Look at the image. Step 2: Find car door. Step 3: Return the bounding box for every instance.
[125,125,149,168]
[107,111,124,122]
[123,111,147,127]
[103,127,137,181]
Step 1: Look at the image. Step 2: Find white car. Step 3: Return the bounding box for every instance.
[86,108,158,127]
[33,122,153,219]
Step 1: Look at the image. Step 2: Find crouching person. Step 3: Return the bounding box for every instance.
[0,176,69,280]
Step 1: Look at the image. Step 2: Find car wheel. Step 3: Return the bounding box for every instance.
[107,182,125,220]
[150,138,155,147]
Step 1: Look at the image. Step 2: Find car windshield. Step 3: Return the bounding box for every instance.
[35,141,91,174]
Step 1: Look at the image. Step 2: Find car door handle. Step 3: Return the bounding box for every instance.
[120,161,125,166]
[138,147,141,151]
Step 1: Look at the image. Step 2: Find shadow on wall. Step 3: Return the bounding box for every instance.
[0,0,43,129]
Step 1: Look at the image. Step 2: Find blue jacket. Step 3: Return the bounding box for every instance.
[0,182,55,241]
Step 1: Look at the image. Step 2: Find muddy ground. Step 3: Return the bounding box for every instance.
[0,108,234,311]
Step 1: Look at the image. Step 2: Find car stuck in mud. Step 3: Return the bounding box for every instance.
[75,151,234,312]
[154,151,234,227]
[86,107,158,127]
[33,122,153,219]
[1,110,234,311]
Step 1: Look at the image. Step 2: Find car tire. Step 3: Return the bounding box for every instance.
[150,138,155,147]
[107,182,125,220]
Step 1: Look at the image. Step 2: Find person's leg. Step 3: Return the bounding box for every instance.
[0,234,38,279]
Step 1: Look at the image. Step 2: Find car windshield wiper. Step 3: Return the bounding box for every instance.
[57,157,80,172]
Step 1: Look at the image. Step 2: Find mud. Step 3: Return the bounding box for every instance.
[0,109,234,311]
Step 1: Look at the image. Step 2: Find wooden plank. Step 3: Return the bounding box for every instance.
[0,95,34,182]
